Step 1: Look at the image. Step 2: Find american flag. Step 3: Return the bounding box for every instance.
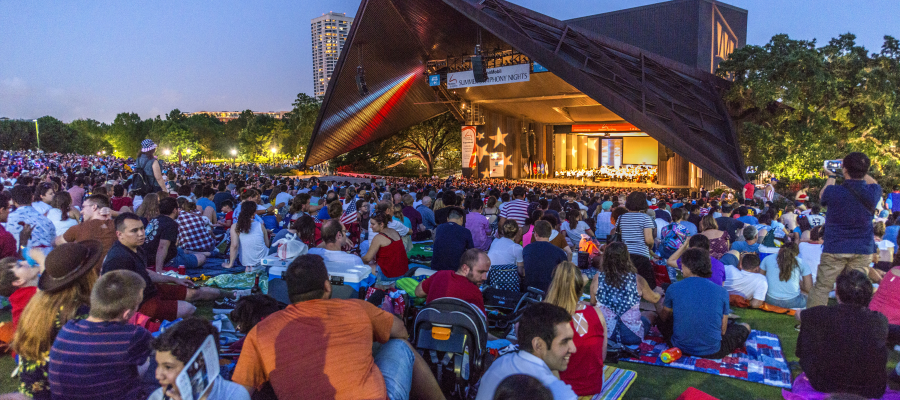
[339,200,358,225]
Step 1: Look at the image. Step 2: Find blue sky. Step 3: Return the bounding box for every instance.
[1,0,897,123]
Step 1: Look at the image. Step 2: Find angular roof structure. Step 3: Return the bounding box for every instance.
[304,0,747,188]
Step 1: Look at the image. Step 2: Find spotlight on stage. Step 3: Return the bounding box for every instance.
[356,66,368,96]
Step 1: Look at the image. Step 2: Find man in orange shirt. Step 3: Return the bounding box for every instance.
[232,254,444,400]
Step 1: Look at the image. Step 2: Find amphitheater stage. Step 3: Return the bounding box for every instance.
[521,178,692,190]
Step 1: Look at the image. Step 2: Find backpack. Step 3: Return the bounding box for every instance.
[132,156,155,193]
[660,223,687,255]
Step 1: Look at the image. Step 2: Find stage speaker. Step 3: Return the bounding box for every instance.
[356,66,368,96]
[520,131,530,157]
[471,55,487,83]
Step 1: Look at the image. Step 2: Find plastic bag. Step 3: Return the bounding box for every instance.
[273,233,308,260]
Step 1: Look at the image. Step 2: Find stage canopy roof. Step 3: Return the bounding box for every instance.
[304,0,747,188]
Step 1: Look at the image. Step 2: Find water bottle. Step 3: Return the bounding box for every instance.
[660,347,682,363]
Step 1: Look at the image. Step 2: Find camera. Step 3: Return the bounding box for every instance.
[824,160,843,174]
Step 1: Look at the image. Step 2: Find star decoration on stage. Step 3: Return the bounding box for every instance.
[476,130,485,141]
[492,128,508,149]
[504,154,514,167]
[478,143,489,157]
[481,167,490,178]
[587,140,597,151]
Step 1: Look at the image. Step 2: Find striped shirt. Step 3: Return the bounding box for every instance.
[49,319,152,400]
[499,199,529,227]
[617,212,655,258]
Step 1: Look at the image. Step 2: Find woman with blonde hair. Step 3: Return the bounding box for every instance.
[699,214,729,259]
[545,261,608,397]
[136,192,161,225]
[12,241,102,400]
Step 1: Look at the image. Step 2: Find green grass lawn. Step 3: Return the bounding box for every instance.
[0,301,896,399]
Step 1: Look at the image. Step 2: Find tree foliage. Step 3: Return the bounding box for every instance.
[718,33,900,185]
[376,112,462,176]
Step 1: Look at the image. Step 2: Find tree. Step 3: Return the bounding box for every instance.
[285,93,321,158]
[379,112,462,176]
[106,112,149,157]
[718,33,900,185]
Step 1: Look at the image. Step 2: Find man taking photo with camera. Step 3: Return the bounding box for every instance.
[807,152,886,309]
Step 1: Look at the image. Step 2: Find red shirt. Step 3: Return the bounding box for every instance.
[10,286,37,327]
[110,196,133,212]
[420,270,485,313]
[0,224,16,259]
[558,305,605,396]
[743,182,755,199]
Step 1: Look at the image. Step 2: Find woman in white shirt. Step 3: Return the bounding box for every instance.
[562,209,594,249]
[486,220,524,291]
[797,225,824,283]
[46,192,80,236]
[224,200,270,273]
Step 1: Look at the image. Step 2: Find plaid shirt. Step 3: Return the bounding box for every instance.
[177,211,215,252]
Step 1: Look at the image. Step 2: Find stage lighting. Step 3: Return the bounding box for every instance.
[356,66,368,96]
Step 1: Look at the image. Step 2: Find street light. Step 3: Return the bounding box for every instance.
[231,148,237,167]
[101,150,106,155]
[164,149,171,156]
[32,119,40,150]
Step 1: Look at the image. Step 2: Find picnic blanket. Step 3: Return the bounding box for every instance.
[622,328,793,389]
[160,256,246,278]
[579,366,637,400]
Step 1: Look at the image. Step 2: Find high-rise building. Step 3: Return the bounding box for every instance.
[311,12,353,99]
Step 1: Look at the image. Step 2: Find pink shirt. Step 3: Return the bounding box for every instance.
[869,267,900,325]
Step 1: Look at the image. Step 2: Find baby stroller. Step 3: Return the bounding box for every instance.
[483,286,545,335]
[413,297,489,399]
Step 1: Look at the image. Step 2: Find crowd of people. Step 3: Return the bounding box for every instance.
[553,165,658,183]
[0,145,898,399]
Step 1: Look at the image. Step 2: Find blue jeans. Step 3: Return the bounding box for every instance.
[612,316,650,346]
[374,339,415,400]
[766,293,807,309]
[165,247,199,269]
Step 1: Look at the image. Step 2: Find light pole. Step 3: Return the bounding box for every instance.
[32,119,40,150]
[231,149,237,167]
[270,147,277,164]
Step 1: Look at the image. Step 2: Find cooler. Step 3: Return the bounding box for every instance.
[267,261,376,304]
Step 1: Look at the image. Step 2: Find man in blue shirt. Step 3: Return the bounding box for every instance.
[730,225,760,254]
[808,152,885,308]
[431,209,474,271]
[522,221,568,293]
[475,303,577,400]
[659,248,751,358]
[736,207,759,226]
[416,196,437,231]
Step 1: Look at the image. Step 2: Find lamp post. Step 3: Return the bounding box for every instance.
[270,147,277,164]
[231,149,237,167]
[32,119,40,150]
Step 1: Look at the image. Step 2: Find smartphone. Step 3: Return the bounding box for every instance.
[824,160,842,174]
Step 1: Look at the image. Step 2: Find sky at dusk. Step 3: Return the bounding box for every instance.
[2,0,898,123]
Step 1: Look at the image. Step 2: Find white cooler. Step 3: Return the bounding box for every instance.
[267,262,374,304]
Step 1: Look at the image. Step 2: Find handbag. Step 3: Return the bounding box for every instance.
[607,219,623,244]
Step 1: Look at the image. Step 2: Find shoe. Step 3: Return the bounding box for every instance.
[505,325,517,341]
[232,289,251,299]
[213,298,237,314]
[794,323,801,332]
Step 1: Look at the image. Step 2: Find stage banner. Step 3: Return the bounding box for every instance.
[490,152,505,178]
[447,63,530,90]
[461,126,479,177]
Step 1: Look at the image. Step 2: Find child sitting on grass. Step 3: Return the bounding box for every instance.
[228,294,281,353]
[0,256,40,334]
[48,269,154,399]
[149,317,250,400]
